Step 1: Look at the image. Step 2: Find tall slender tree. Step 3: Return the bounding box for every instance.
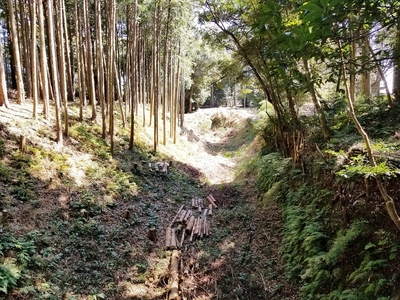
[0,39,9,108]
[47,0,62,144]
[38,0,50,119]
[30,0,38,118]
[7,0,25,104]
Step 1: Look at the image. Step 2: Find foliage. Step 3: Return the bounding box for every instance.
[0,138,5,158]
[254,152,292,205]
[0,233,37,294]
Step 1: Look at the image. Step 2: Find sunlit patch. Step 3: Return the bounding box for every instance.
[210,257,225,269]
[219,240,235,252]
[120,282,149,298]
[57,194,69,208]
[66,154,93,186]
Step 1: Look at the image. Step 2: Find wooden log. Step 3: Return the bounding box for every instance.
[183,210,192,222]
[189,218,197,242]
[169,205,184,227]
[178,209,186,223]
[180,230,185,246]
[170,228,177,249]
[206,195,218,209]
[208,204,213,216]
[209,194,218,205]
[191,198,195,208]
[186,215,195,232]
[195,217,201,236]
[148,228,157,242]
[168,250,181,300]
[165,227,172,248]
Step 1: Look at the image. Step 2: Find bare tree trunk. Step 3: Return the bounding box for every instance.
[7,0,25,104]
[83,0,97,121]
[56,0,68,137]
[38,0,49,119]
[95,0,106,138]
[360,32,371,99]
[0,40,9,107]
[129,0,138,150]
[30,0,38,118]
[19,0,30,98]
[75,1,86,121]
[61,0,74,101]
[47,0,63,145]
[153,2,160,152]
[107,0,116,156]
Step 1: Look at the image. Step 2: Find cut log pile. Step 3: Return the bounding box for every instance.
[164,194,218,250]
[165,194,219,299]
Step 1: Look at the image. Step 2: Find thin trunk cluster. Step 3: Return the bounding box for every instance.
[2,0,189,154]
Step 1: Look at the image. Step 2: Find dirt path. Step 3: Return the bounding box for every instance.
[176,107,258,184]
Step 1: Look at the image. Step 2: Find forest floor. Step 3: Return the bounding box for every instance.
[0,101,299,299]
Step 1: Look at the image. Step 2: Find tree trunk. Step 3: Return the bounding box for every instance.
[339,41,400,231]
[30,1,38,118]
[393,23,400,105]
[0,40,9,107]
[302,57,330,140]
[129,0,138,150]
[38,0,49,119]
[107,0,116,156]
[366,37,393,108]
[76,1,86,121]
[47,0,63,145]
[7,0,25,104]
[95,0,106,138]
[360,33,371,99]
[61,0,74,102]
[56,0,68,137]
[19,0,30,98]
[83,0,97,121]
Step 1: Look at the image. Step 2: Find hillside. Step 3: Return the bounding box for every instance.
[0,102,298,299]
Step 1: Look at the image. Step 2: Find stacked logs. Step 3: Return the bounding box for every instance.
[165,194,219,300]
[164,194,218,250]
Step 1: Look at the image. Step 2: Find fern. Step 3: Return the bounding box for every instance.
[325,220,368,265]
[0,260,21,294]
[256,152,291,196]
[0,233,37,294]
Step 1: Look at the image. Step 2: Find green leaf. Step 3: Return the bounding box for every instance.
[320,0,329,9]
[301,2,323,13]
[364,242,376,250]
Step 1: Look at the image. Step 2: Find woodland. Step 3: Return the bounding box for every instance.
[1,0,400,299]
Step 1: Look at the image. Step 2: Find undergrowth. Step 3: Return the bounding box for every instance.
[253,96,400,299]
